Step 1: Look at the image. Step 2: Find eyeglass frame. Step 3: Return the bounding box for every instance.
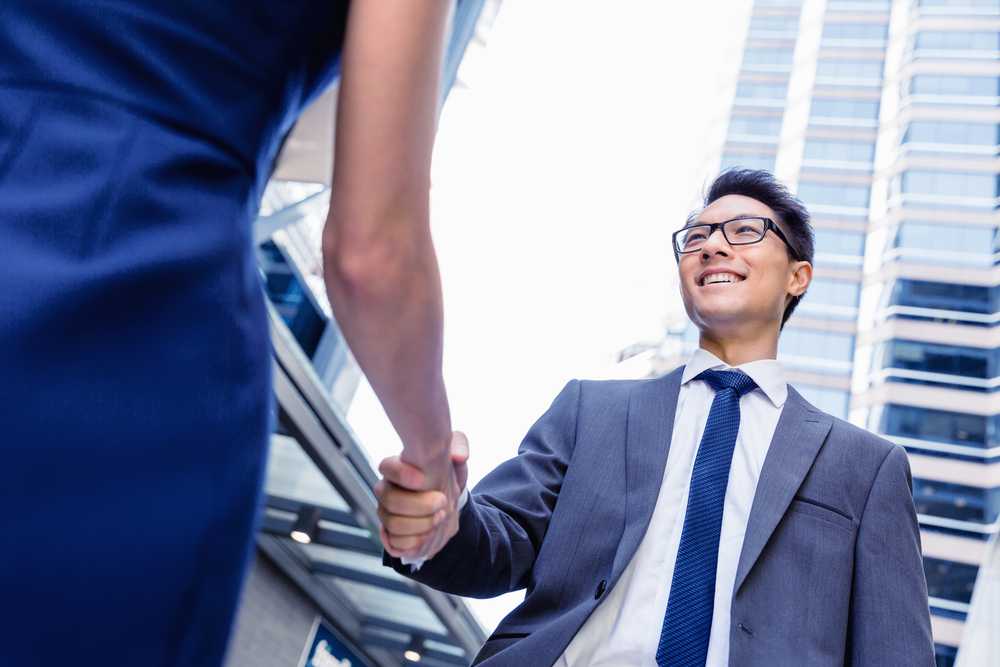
[672,216,802,262]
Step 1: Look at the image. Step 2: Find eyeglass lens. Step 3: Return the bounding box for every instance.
[676,218,767,253]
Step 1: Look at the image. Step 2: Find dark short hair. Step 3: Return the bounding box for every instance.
[687,168,814,328]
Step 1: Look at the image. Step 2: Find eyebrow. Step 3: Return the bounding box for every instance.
[685,213,762,227]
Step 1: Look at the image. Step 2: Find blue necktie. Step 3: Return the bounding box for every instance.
[656,369,759,667]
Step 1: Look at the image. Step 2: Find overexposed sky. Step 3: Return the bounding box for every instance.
[348,0,751,633]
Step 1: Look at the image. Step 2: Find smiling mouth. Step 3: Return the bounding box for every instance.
[701,272,744,286]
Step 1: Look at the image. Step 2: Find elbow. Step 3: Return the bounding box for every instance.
[322,220,415,307]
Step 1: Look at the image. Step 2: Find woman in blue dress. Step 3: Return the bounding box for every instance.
[0,1,460,665]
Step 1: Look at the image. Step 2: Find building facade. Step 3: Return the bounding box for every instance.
[622,0,1000,664]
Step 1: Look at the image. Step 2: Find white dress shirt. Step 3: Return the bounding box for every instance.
[556,349,788,667]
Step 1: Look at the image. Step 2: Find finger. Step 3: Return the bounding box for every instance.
[379,524,400,557]
[450,431,470,464]
[377,506,444,536]
[378,455,426,490]
[450,431,470,493]
[380,524,428,558]
[454,458,469,496]
[377,484,447,517]
[388,528,435,553]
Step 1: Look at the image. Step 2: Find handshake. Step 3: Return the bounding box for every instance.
[375,431,471,562]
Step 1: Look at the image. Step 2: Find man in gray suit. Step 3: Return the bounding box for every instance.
[375,169,935,666]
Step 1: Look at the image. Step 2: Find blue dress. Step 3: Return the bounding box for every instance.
[0,1,347,664]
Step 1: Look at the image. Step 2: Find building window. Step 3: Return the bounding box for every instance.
[797,277,861,319]
[809,98,880,128]
[862,278,1000,328]
[815,59,884,86]
[916,0,1000,18]
[880,222,999,268]
[792,385,850,418]
[798,182,871,218]
[888,170,999,209]
[933,644,958,667]
[875,403,994,447]
[821,23,889,48]
[903,74,1000,99]
[878,278,995,314]
[754,0,804,6]
[727,116,783,143]
[910,30,1000,55]
[748,17,800,39]
[919,0,1000,7]
[899,120,999,156]
[734,82,789,107]
[814,229,866,267]
[742,48,795,73]
[802,139,875,171]
[870,339,996,388]
[924,557,979,604]
[778,328,856,374]
[720,153,776,172]
[913,478,1000,524]
[828,0,890,9]
[258,240,327,357]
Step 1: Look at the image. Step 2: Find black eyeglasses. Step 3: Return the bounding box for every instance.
[672,216,801,261]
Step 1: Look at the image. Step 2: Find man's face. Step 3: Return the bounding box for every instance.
[678,194,808,342]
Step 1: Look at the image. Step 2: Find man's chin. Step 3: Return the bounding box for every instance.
[690,309,751,339]
[690,304,745,326]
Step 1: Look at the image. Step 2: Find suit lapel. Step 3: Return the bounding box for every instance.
[733,386,833,593]
[611,367,683,581]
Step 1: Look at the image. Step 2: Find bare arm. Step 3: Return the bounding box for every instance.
[322,0,453,489]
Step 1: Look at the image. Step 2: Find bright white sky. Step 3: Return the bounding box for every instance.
[348,0,750,634]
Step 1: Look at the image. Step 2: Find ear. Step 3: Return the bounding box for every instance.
[787,260,812,297]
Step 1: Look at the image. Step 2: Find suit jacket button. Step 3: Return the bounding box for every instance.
[595,580,607,599]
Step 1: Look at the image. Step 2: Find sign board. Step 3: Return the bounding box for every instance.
[298,616,372,667]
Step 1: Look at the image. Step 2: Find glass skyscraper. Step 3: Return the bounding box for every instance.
[622,1,1000,664]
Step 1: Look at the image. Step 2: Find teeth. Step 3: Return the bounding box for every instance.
[702,273,743,286]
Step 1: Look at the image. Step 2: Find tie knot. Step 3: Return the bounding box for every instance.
[695,369,758,397]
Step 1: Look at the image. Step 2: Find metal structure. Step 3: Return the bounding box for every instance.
[259,307,487,666]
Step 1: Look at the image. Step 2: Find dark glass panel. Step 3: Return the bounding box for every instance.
[913,478,1000,523]
[879,403,992,447]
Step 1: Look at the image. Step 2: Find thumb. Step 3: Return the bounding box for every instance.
[451,431,470,492]
[450,431,470,464]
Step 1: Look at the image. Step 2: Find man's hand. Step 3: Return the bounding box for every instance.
[375,432,469,560]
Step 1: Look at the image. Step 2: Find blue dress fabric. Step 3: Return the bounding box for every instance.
[0,1,347,664]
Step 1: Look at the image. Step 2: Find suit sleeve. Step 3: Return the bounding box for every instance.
[385,379,581,598]
[848,444,935,666]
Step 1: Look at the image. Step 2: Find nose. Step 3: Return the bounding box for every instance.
[700,227,732,258]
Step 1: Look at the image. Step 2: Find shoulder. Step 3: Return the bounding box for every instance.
[576,366,684,399]
[788,385,906,471]
[551,368,682,422]
[569,369,682,414]
[828,416,895,457]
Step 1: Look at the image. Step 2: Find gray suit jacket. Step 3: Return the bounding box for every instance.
[390,368,935,666]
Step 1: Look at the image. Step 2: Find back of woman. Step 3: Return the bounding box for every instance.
[0,2,347,664]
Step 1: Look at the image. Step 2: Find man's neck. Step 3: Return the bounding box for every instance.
[697,329,779,367]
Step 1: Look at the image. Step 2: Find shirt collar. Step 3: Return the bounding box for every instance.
[682,348,788,408]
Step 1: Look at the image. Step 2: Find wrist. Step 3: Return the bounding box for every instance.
[399,435,453,489]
